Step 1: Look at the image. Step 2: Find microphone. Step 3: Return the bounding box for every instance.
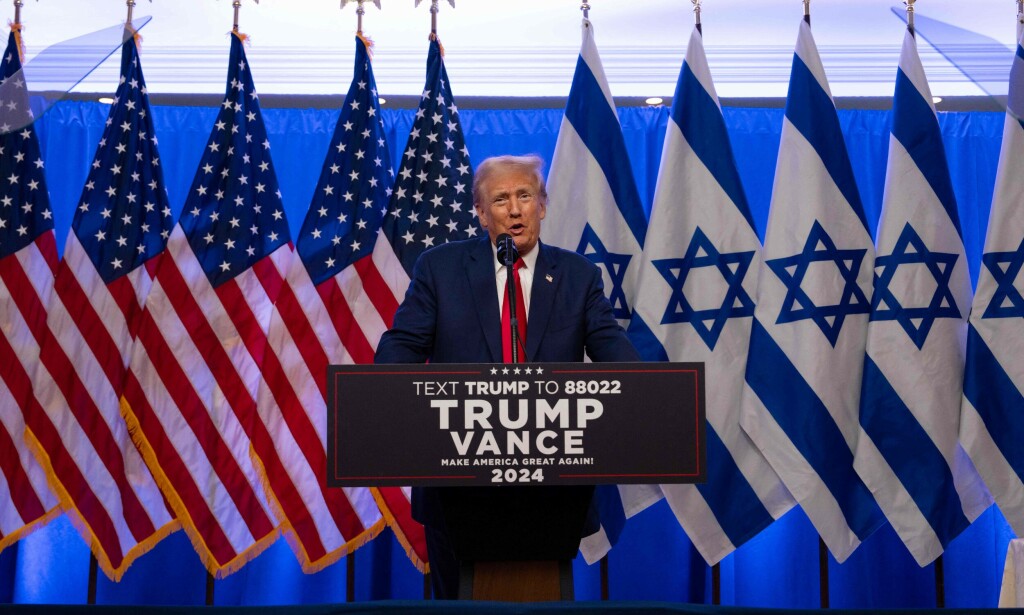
[496,233,519,267]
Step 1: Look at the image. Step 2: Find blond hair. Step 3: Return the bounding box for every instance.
[472,155,548,206]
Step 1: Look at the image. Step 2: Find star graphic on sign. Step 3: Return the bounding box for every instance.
[652,227,755,351]
[980,238,1024,319]
[577,223,632,319]
[766,220,870,347]
[871,222,961,349]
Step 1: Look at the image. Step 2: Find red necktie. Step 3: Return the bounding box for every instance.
[501,260,527,363]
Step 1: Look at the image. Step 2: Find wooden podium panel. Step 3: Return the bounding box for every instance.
[459,560,572,601]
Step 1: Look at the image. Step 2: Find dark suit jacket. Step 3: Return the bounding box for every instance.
[374,237,639,527]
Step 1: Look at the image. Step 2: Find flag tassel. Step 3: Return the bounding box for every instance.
[119,397,276,579]
[247,446,387,574]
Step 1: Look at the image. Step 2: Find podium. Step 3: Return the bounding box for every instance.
[326,362,706,601]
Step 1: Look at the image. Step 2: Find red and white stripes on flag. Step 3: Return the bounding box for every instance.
[256,255,390,570]
[22,37,177,579]
[31,236,177,579]
[122,229,286,574]
[121,34,298,575]
[0,232,59,551]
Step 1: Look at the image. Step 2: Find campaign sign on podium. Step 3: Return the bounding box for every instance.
[327,362,705,487]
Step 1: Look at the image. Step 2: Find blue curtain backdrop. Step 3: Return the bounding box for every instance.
[0,101,1014,607]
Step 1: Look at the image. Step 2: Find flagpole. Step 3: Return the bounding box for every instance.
[905,0,916,35]
[415,0,454,41]
[13,0,21,25]
[803,0,810,25]
[692,0,702,35]
[232,0,259,35]
[1017,0,1023,41]
[581,0,590,20]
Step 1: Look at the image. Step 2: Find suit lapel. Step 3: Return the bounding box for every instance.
[526,242,558,361]
[467,238,503,362]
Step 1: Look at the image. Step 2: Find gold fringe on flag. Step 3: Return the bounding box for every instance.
[231,30,251,46]
[23,425,182,582]
[120,396,279,579]
[8,21,24,63]
[428,32,445,58]
[248,445,386,574]
[356,32,374,60]
[125,23,143,50]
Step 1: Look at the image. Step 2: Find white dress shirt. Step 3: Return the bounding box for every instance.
[489,241,538,321]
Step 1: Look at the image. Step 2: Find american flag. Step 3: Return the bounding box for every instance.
[27,35,176,580]
[371,37,478,569]
[0,30,59,553]
[254,35,391,572]
[122,33,289,575]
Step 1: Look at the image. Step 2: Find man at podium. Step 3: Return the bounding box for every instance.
[375,154,639,599]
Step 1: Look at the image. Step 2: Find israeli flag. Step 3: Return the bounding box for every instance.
[627,25,795,565]
[543,18,647,321]
[853,28,993,566]
[544,18,657,565]
[739,19,884,563]
[960,37,1024,538]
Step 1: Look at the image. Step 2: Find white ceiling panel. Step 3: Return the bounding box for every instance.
[11,0,1022,100]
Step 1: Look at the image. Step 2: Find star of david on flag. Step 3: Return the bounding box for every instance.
[766,220,870,347]
[578,223,633,320]
[980,238,1024,319]
[871,222,961,349]
[652,227,754,351]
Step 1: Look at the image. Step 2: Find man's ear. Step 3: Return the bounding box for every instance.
[475,202,489,229]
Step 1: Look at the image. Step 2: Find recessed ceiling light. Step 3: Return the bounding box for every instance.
[378,97,387,105]
[98,97,114,104]
[645,97,663,106]
[932,96,943,104]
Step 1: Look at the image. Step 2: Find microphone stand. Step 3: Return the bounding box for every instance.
[504,254,521,364]
[498,235,525,363]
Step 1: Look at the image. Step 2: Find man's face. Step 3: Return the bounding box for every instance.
[475,166,546,256]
